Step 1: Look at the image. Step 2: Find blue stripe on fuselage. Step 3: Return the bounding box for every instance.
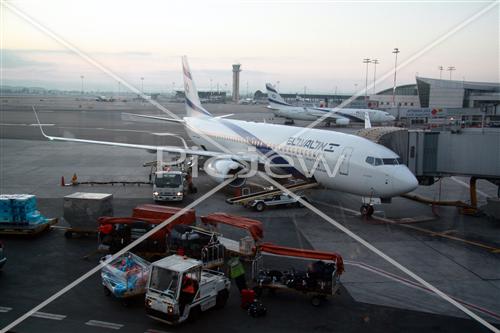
[219,119,303,177]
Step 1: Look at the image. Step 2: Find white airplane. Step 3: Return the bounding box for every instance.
[34,56,417,216]
[266,83,395,126]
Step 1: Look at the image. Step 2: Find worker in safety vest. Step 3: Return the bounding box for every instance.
[180,275,196,314]
[228,256,247,292]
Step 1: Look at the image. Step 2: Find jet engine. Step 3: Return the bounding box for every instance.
[204,158,247,188]
[335,118,350,126]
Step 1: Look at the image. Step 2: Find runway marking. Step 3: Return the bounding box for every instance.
[0,307,12,313]
[451,176,490,199]
[85,320,123,330]
[0,123,55,127]
[346,260,500,322]
[314,200,500,253]
[31,311,66,320]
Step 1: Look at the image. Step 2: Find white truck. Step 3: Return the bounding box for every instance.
[145,255,230,325]
[153,169,187,202]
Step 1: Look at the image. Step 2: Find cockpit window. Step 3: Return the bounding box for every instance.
[366,156,402,166]
[382,158,398,165]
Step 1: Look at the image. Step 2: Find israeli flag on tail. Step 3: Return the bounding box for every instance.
[265,83,292,108]
[182,56,212,118]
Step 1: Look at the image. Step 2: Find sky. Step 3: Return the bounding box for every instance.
[1,0,499,95]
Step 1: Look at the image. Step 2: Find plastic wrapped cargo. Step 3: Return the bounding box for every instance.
[0,194,46,224]
[64,192,113,231]
[101,252,151,298]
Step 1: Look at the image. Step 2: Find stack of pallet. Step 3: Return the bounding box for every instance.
[0,194,46,225]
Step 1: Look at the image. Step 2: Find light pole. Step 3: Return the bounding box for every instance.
[372,59,379,94]
[438,66,444,79]
[392,48,400,107]
[210,78,213,96]
[117,81,121,99]
[447,66,456,80]
[140,77,144,94]
[363,58,371,101]
[80,75,84,95]
[172,82,175,97]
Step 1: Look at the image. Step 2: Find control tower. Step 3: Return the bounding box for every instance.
[232,64,241,102]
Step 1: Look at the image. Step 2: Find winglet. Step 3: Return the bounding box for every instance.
[364,111,372,129]
[32,106,53,140]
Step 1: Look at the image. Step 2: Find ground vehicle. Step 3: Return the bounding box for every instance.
[153,169,187,202]
[0,242,6,269]
[248,193,309,212]
[101,252,151,304]
[253,243,343,306]
[145,255,230,325]
[98,204,195,257]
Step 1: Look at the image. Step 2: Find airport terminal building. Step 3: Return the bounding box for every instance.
[370,77,500,126]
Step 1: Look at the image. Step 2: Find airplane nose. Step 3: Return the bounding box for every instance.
[392,167,418,195]
[388,115,396,121]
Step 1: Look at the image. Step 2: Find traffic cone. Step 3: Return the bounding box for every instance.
[61,176,65,187]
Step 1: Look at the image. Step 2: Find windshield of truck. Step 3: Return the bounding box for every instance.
[154,174,182,188]
[149,266,179,297]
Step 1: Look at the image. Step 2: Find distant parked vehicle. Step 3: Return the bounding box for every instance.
[0,241,6,269]
[248,193,309,212]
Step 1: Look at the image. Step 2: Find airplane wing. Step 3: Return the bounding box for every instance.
[33,107,258,162]
[122,113,185,124]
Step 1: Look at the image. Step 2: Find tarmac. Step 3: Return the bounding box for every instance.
[0,96,499,332]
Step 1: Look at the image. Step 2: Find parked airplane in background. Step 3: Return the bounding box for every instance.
[96,95,115,102]
[34,57,417,216]
[266,83,395,126]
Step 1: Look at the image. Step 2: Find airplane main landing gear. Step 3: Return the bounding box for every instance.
[360,204,374,217]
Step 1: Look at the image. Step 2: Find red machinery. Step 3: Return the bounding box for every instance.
[98,204,196,255]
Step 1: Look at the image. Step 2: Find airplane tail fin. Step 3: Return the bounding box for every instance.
[364,111,372,129]
[182,56,212,118]
[266,83,291,108]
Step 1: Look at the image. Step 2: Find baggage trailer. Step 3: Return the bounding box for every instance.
[200,213,264,258]
[0,194,57,236]
[63,192,113,238]
[101,252,151,305]
[97,204,195,258]
[145,255,230,325]
[252,243,344,307]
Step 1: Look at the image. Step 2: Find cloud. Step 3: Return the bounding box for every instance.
[1,49,55,69]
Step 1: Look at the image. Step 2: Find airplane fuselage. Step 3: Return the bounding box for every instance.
[185,116,417,199]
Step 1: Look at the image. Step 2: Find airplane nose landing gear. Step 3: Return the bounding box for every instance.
[360,204,374,217]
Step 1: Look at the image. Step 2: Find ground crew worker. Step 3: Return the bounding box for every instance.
[180,275,196,314]
[228,256,247,292]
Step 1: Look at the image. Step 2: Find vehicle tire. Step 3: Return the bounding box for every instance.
[255,202,265,212]
[64,230,73,239]
[188,305,201,322]
[215,289,229,309]
[103,286,111,297]
[360,205,374,217]
[367,205,374,216]
[311,295,322,307]
[253,286,263,297]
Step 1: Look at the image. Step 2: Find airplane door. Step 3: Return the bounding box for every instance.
[339,147,353,175]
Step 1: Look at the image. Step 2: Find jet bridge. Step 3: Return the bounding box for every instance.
[357,127,500,214]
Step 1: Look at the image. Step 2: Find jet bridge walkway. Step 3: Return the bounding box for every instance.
[226,181,319,205]
[357,127,500,215]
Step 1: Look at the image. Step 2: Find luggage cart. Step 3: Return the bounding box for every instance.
[252,243,344,306]
[100,252,151,305]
